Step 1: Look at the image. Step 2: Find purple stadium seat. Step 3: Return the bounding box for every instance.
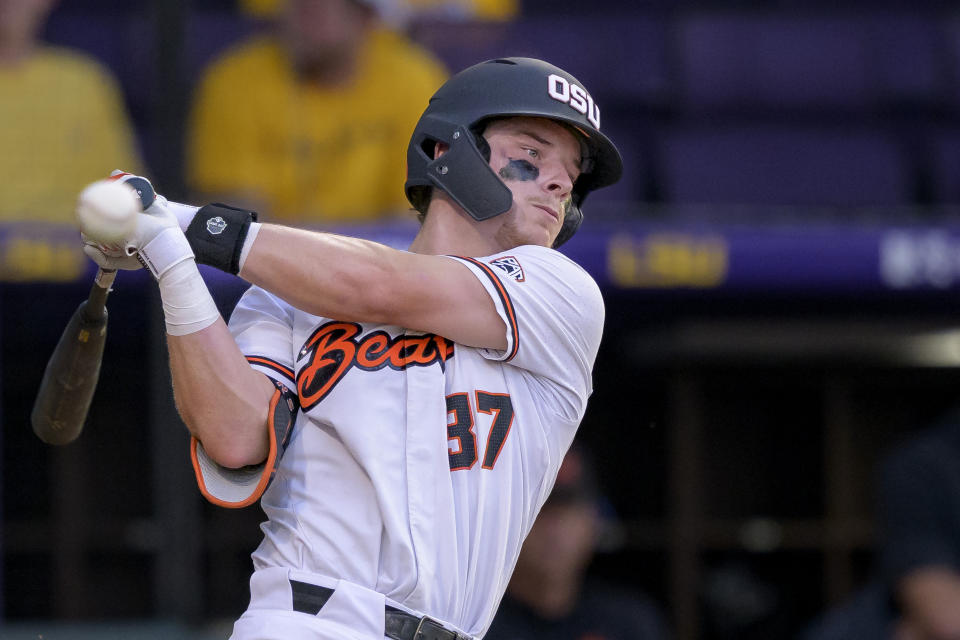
[658,125,911,207]
[929,129,960,205]
[412,13,669,109]
[677,12,944,112]
[584,121,644,207]
[41,9,264,119]
[868,15,946,107]
[943,16,960,108]
[408,19,512,77]
[182,10,265,87]
[41,12,153,114]
[502,14,669,107]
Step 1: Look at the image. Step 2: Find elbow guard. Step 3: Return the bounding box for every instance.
[190,378,300,508]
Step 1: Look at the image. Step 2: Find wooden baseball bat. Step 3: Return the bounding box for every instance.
[30,173,156,445]
[31,268,116,445]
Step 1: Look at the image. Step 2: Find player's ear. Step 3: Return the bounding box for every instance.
[433,141,449,160]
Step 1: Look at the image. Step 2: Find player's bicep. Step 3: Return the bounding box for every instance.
[392,255,508,350]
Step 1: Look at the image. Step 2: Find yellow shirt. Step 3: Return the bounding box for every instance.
[186,29,448,223]
[0,47,142,223]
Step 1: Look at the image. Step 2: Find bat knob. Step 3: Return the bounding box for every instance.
[109,170,157,210]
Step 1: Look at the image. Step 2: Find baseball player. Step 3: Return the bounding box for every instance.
[83,57,622,639]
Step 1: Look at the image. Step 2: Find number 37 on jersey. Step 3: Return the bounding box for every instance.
[446,391,514,471]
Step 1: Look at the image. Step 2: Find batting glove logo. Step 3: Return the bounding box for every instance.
[206,216,228,235]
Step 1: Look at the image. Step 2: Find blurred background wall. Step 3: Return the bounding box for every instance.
[3,0,960,638]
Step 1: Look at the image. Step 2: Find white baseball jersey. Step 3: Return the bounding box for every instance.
[193,243,604,638]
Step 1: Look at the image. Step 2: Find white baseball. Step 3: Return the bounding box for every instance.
[75,179,141,245]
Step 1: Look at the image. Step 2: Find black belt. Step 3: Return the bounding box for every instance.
[290,579,471,640]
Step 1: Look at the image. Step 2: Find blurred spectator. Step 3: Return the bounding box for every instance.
[878,408,960,640]
[802,409,960,640]
[485,444,671,640]
[186,0,447,224]
[241,0,518,23]
[799,581,893,640]
[0,0,142,223]
[401,0,517,22]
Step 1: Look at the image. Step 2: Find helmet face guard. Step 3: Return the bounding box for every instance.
[405,57,623,248]
[412,120,513,221]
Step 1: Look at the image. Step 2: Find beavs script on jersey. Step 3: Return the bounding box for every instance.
[296,322,455,411]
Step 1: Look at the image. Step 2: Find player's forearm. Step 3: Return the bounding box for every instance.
[238,223,507,349]
[239,224,412,324]
[167,319,274,468]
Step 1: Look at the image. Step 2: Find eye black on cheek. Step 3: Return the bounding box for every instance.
[499,159,539,182]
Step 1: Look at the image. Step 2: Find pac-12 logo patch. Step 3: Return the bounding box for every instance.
[490,256,524,282]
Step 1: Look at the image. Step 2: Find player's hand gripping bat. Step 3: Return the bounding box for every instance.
[30,174,155,445]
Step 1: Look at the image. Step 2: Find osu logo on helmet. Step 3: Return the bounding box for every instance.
[547,74,601,130]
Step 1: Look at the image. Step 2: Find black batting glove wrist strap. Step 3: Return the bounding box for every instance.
[185,203,258,275]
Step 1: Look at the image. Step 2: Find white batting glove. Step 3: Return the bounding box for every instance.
[123,198,196,280]
[96,171,196,278]
[120,194,220,335]
[81,235,142,271]
[78,195,194,279]
[110,191,220,335]
[77,172,220,336]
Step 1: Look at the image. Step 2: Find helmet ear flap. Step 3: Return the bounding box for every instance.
[473,128,492,162]
[424,124,513,221]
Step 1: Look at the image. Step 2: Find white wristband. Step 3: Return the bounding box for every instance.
[166,201,201,231]
[237,222,261,274]
[158,259,220,336]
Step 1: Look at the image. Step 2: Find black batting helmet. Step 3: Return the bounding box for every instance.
[404,57,623,248]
